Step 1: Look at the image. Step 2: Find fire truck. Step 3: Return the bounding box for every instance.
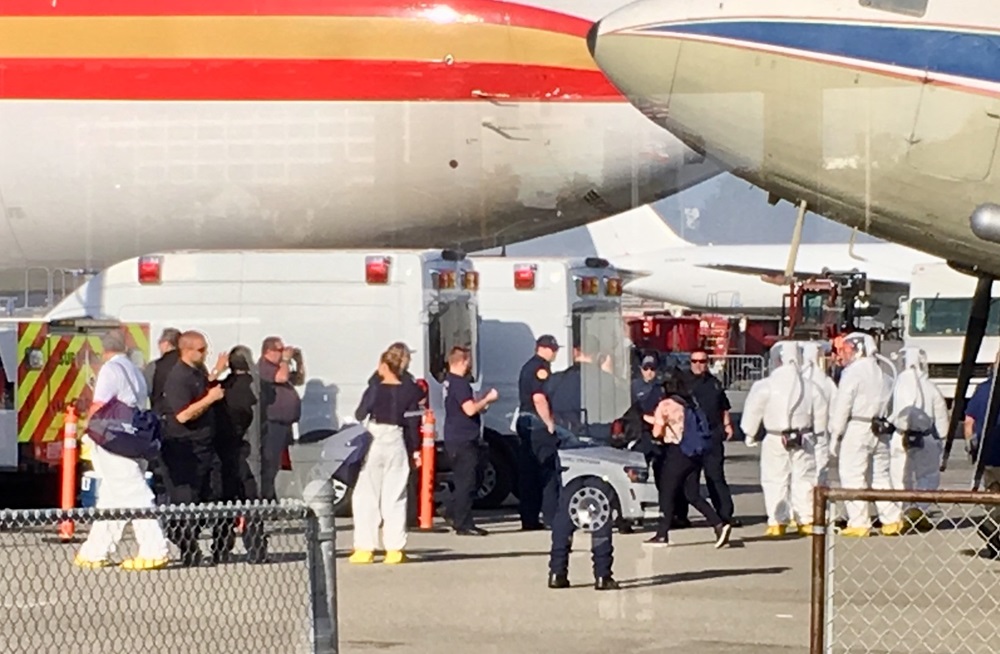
[0,318,150,507]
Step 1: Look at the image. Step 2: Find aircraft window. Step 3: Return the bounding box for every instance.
[858,0,928,18]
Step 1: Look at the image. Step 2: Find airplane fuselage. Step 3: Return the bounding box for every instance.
[590,0,1000,275]
[0,0,720,281]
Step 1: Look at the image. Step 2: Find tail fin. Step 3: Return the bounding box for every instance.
[585,205,694,259]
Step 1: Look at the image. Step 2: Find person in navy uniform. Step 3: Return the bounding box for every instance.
[547,335,619,591]
[442,346,499,536]
[516,334,559,530]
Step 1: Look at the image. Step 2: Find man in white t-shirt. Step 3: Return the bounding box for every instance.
[75,331,170,570]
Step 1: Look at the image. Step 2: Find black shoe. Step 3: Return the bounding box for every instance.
[548,572,570,589]
[456,527,489,536]
[834,518,848,530]
[977,547,1000,560]
[594,576,620,591]
[714,523,732,548]
[615,519,634,534]
[729,517,744,528]
[521,523,545,532]
[671,517,692,530]
[643,535,669,547]
[211,550,233,565]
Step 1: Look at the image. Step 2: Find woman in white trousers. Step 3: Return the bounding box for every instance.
[350,344,423,565]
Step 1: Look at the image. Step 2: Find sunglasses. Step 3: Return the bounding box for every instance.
[690,358,708,364]
[641,365,656,371]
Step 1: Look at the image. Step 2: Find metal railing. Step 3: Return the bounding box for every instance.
[708,354,767,390]
[0,500,338,654]
[810,488,1000,654]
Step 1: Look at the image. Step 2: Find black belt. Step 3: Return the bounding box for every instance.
[902,429,934,438]
[766,427,813,436]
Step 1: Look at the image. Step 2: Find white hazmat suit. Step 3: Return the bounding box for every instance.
[800,342,838,487]
[890,347,947,527]
[829,333,902,536]
[741,342,826,535]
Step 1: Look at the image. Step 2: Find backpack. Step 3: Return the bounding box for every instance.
[86,361,162,460]
[675,395,712,458]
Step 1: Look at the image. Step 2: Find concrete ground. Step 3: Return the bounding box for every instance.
[0,450,992,654]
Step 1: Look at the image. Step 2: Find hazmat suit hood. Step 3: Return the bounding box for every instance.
[800,341,830,374]
[896,346,929,377]
[770,341,802,370]
[841,332,878,366]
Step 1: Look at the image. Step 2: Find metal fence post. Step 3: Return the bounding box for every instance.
[306,482,339,654]
[810,485,828,654]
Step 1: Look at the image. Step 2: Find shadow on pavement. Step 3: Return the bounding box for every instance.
[621,565,790,589]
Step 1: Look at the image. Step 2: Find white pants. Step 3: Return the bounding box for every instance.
[351,423,410,552]
[814,433,830,486]
[889,433,942,513]
[838,425,901,529]
[78,445,168,561]
[760,434,817,526]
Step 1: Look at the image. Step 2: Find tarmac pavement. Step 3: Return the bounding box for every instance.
[0,447,990,654]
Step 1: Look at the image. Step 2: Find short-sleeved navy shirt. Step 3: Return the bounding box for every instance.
[518,354,551,413]
[443,372,480,443]
[163,361,214,440]
[966,375,1000,467]
[546,364,583,432]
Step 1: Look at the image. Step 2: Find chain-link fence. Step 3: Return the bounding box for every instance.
[810,488,1000,654]
[0,500,337,654]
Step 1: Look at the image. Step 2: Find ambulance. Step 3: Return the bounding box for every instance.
[474,256,658,525]
[0,318,150,507]
[43,249,482,511]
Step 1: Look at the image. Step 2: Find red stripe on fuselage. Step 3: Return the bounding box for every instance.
[0,58,621,101]
[0,0,592,37]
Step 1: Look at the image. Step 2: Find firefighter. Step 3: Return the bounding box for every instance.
[516,335,558,530]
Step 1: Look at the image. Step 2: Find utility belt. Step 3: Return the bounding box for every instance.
[849,416,896,437]
[765,427,813,451]
[900,428,935,451]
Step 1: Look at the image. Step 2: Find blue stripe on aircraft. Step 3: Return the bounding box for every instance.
[643,21,1000,84]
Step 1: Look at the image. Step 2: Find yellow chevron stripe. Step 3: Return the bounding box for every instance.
[15,321,43,407]
[30,335,84,443]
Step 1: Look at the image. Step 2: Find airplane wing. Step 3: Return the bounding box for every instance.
[696,262,909,295]
[615,266,654,284]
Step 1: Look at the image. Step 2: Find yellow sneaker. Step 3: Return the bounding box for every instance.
[840,526,870,538]
[73,554,111,569]
[764,525,787,537]
[120,557,168,571]
[881,521,904,536]
[797,524,814,536]
[349,550,374,564]
[787,520,799,531]
[383,550,406,565]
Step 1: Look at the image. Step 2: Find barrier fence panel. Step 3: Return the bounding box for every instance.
[708,354,767,390]
[810,488,1000,654]
[0,501,333,654]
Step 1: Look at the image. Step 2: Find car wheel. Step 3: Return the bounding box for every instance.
[332,479,353,517]
[474,445,513,510]
[565,478,617,532]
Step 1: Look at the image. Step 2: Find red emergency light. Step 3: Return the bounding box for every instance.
[138,255,162,285]
[605,277,623,296]
[576,276,599,295]
[513,264,536,290]
[432,269,456,289]
[415,378,429,405]
[462,270,479,291]
[365,255,391,284]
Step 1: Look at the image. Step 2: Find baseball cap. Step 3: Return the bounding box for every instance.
[536,334,560,350]
[641,355,657,369]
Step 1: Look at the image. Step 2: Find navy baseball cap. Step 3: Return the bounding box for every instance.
[536,334,560,350]
[641,355,657,368]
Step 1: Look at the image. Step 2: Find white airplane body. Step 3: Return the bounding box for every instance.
[580,206,939,312]
[588,0,1000,275]
[0,0,721,285]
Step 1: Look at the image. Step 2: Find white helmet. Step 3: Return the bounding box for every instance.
[769,341,802,370]
[799,341,830,370]
[895,346,929,376]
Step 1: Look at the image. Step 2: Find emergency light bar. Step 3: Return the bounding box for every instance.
[365,255,391,284]
[432,269,457,289]
[513,264,536,290]
[138,255,162,284]
[462,270,479,291]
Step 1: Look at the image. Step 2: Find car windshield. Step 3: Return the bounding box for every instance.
[909,296,1000,336]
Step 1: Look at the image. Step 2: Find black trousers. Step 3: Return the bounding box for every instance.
[530,428,561,527]
[516,416,543,527]
[260,420,293,501]
[656,445,723,539]
[446,440,485,531]
[160,435,226,561]
[674,437,734,523]
[215,439,267,561]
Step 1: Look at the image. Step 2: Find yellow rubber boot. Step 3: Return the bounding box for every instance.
[349,550,374,564]
[764,524,787,538]
[383,550,406,565]
[787,520,799,531]
[840,526,870,538]
[73,555,111,569]
[797,524,814,536]
[120,557,168,571]
[881,521,904,536]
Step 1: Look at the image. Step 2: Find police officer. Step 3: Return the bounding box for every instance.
[515,335,558,530]
[631,354,661,406]
[547,336,618,591]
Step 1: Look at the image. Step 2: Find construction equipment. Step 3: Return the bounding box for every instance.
[780,270,876,342]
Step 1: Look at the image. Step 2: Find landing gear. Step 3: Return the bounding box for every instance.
[939,271,993,483]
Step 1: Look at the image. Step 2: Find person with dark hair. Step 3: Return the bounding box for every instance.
[213,345,267,563]
[257,335,303,501]
[644,371,731,548]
